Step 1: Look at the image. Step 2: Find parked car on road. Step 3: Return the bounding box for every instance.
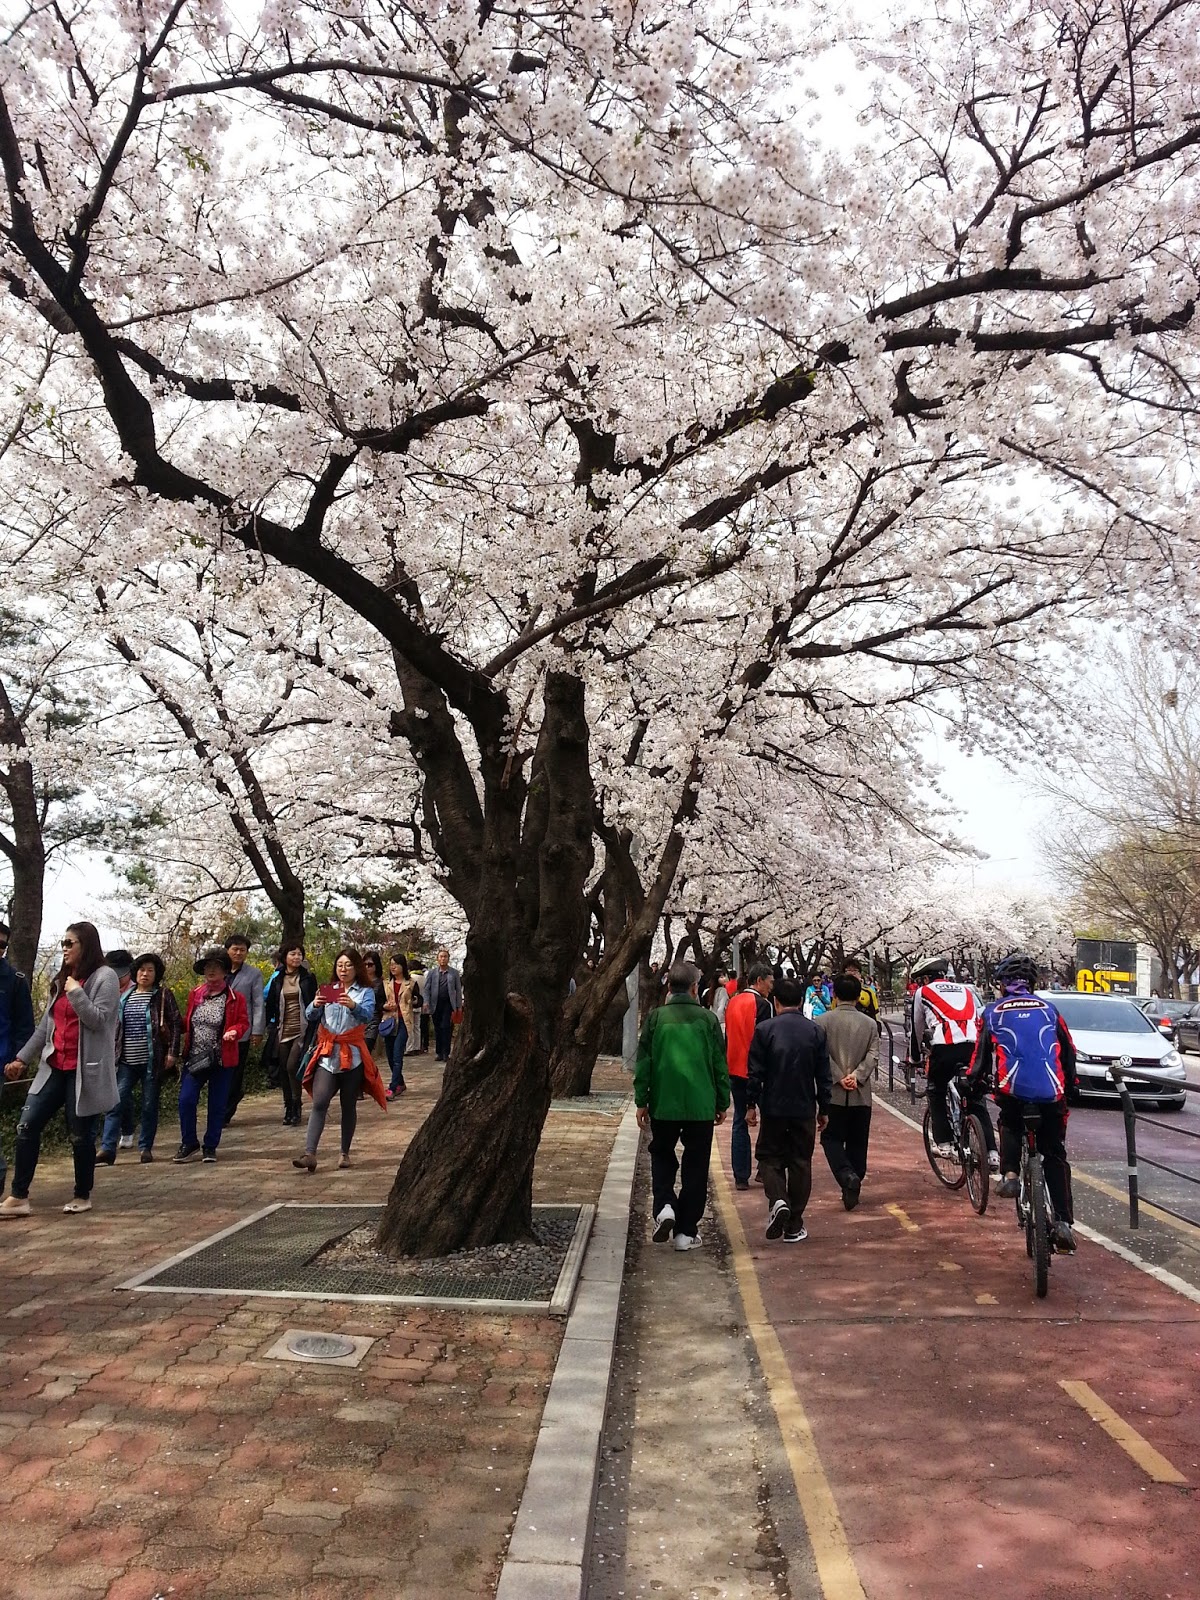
[1175,1006,1200,1056]
[1040,992,1188,1110]
[1134,998,1200,1050]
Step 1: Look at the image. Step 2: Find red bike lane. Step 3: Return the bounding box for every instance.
[716,1101,1200,1600]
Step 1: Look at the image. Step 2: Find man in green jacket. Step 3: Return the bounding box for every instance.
[635,960,731,1252]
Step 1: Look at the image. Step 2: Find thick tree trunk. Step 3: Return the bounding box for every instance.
[272,882,306,953]
[6,830,44,979]
[376,672,593,1257]
[549,836,631,1097]
[0,678,45,976]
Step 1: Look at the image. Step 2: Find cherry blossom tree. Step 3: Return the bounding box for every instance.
[2,0,1199,1251]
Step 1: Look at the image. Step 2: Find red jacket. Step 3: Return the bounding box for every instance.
[182,983,250,1068]
[724,989,772,1079]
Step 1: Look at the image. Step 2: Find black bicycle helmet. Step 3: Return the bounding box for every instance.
[993,950,1039,987]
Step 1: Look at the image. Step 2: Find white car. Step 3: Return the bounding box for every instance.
[1038,992,1188,1110]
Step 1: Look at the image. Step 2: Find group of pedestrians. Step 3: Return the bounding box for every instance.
[636,947,1078,1256]
[0,922,463,1217]
[635,958,881,1249]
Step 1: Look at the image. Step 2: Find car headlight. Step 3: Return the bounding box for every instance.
[1161,1048,1183,1069]
[1075,1052,1104,1065]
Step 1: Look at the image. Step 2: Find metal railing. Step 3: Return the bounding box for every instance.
[879,1017,927,1101]
[1106,1061,1200,1231]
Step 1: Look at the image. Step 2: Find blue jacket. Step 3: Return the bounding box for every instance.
[969,985,1078,1103]
[0,957,34,1063]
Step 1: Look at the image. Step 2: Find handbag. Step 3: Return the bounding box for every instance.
[451,1007,464,1026]
[379,1015,397,1038]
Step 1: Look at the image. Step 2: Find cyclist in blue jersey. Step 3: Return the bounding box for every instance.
[966,951,1079,1252]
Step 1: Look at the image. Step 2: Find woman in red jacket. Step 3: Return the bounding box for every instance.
[175,946,250,1164]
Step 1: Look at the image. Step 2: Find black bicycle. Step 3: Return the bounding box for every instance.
[922,1074,990,1214]
[1014,1107,1058,1298]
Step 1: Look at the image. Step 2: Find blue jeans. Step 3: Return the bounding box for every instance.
[178,1067,231,1152]
[385,1019,409,1092]
[13,1070,99,1199]
[101,1061,161,1154]
[728,1077,752,1184]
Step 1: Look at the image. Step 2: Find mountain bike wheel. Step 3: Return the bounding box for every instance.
[923,1105,966,1189]
[964,1114,989,1214]
[1029,1153,1050,1297]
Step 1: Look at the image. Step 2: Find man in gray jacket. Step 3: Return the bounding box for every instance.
[424,947,463,1062]
[817,973,879,1210]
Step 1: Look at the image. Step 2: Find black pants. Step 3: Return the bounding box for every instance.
[433,999,453,1061]
[14,1071,99,1200]
[224,1039,251,1122]
[756,1115,816,1222]
[927,1044,995,1151]
[278,1037,303,1118]
[649,1119,714,1237]
[821,1103,871,1187]
[997,1096,1073,1223]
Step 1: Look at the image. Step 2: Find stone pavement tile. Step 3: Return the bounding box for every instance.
[1,1058,629,1597]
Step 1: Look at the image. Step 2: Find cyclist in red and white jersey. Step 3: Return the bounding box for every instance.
[909,954,998,1168]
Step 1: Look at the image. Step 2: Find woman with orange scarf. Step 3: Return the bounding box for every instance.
[293,948,386,1173]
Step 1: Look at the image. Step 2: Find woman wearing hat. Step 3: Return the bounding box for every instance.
[0,921,119,1218]
[175,948,250,1163]
[99,953,182,1165]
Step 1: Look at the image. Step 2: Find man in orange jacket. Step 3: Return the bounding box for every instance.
[722,963,774,1189]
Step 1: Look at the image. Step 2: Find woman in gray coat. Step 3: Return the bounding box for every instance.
[0,922,120,1218]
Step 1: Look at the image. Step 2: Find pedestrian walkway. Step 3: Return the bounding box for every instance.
[597,1097,1199,1599]
[0,1059,627,1600]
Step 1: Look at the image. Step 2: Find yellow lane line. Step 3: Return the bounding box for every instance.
[712,1161,867,1600]
[886,1202,919,1233]
[1060,1381,1188,1485]
[1072,1168,1200,1247]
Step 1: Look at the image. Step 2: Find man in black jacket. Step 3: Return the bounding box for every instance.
[0,921,34,1199]
[746,977,832,1243]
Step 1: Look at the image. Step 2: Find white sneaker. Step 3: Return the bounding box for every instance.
[783,1225,808,1243]
[0,1195,32,1218]
[933,1141,956,1159]
[62,1198,92,1214]
[673,1232,703,1251]
[118,1135,134,1150]
[652,1204,675,1243]
[765,1199,791,1240]
[987,1151,1001,1172]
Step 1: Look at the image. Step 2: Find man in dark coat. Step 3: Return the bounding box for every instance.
[0,921,34,1198]
[746,976,832,1243]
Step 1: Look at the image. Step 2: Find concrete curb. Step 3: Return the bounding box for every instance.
[495,1101,640,1600]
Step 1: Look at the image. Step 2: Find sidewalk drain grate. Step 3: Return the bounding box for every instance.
[117,1201,590,1313]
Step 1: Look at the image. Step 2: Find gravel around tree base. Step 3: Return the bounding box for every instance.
[320,1214,580,1293]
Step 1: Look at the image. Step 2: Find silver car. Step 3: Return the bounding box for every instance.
[1037,992,1188,1111]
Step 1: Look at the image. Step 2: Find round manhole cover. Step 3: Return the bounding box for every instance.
[286,1332,357,1361]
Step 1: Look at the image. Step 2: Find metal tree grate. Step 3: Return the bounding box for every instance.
[117,1202,585,1309]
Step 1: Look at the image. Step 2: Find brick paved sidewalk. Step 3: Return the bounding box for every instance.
[0,1057,629,1600]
